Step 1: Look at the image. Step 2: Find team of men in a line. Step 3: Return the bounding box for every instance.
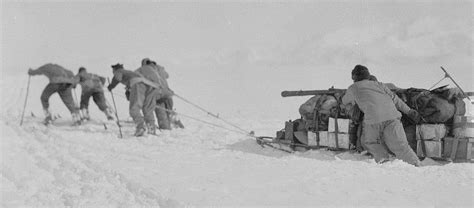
[29,61,426,166]
[28,58,182,136]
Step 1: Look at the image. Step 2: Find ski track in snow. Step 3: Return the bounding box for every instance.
[1,76,473,207]
[2,121,180,207]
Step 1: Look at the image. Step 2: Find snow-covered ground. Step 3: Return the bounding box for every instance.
[1,75,473,207]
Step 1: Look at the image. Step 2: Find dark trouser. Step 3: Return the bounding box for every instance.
[361,118,420,166]
[349,121,364,152]
[129,83,158,129]
[41,83,78,113]
[80,90,108,111]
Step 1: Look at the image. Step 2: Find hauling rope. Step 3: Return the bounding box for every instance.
[174,93,252,135]
[111,90,304,154]
[112,92,256,138]
[154,103,286,153]
[155,105,253,137]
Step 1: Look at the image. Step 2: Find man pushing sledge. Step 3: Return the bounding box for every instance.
[341,65,422,166]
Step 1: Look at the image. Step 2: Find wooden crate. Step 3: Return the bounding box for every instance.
[328,118,350,133]
[312,131,350,149]
[443,137,474,162]
[328,132,350,149]
[416,140,443,158]
[452,116,474,138]
[416,124,447,141]
[307,131,318,146]
[285,121,294,141]
[318,131,329,147]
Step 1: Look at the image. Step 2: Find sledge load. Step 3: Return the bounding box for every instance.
[257,76,473,163]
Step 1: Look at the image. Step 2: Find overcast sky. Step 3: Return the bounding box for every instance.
[1,1,472,116]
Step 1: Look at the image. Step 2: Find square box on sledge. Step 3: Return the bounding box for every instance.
[443,137,474,162]
[416,140,443,158]
[416,124,447,141]
[328,118,350,133]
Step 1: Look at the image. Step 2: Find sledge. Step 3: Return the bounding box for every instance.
[257,75,474,163]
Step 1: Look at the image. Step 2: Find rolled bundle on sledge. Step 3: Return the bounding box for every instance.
[394,85,467,152]
[395,85,466,124]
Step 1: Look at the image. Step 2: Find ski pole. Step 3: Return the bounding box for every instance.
[20,75,31,126]
[428,76,446,90]
[441,66,472,101]
[107,78,123,138]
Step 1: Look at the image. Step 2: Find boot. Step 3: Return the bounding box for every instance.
[72,112,82,126]
[134,127,146,137]
[81,109,90,121]
[43,108,53,125]
[418,158,439,167]
[103,108,115,121]
[134,122,146,137]
[147,123,157,135]
[170,113,184,129]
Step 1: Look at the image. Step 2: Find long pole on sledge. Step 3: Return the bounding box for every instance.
[107,78,123,138]
[20,75,31,126]
[440,66,472,101]
[281,89,346,97]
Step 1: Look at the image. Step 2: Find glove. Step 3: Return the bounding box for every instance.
[107,85,113,92]
[125,89,130,101]
[333,91,344,103]
[28,68,33,75]
[407,109,421,123]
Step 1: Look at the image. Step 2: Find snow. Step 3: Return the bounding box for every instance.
[1,75,473,207]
